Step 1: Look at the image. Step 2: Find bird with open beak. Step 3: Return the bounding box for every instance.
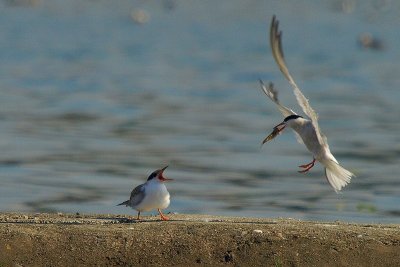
[117,166,173,220]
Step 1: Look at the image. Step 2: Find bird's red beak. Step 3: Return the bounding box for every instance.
[158,165,173,182]
[262,122,286,145]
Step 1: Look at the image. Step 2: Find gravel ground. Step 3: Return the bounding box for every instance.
[0,213,399,266]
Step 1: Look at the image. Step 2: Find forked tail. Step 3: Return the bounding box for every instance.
[117,200,129,206]
[324,160,354,193]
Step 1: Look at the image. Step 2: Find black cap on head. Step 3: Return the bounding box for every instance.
[284,114,303,122]
[147,171,158,181]
[146,166,168,181]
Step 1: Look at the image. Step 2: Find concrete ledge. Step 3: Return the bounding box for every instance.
[0,213,399,266]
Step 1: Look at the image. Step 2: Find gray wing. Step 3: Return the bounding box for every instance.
[259,80,296,118]
[270,15,325,145]
[129,184,146,206]
[259,80,303,144]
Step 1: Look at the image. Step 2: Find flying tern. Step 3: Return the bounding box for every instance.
[260,15,354,192]
[118,166,173,220]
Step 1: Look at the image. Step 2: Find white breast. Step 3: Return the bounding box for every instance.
[289,119,326,160]
[135,180,170,212]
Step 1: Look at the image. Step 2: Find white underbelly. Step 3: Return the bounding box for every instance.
[296,125,325,160]
[135,184,170,212]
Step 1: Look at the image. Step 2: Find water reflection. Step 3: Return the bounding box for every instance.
[0,0,399,223]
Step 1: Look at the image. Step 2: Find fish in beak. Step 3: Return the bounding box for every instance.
[262,122,286,145]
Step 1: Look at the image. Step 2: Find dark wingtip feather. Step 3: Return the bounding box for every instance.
[117,200,129,206]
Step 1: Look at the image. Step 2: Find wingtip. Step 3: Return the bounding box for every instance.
[259,79,266,89]
[117,200,129,206]
[271,15,279,32]
[259,79,268,96]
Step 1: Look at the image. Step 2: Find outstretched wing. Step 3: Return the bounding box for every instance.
[259,80,304,144]
[270,15,325,145]
[129,184,146,207]
[259,80,296,118]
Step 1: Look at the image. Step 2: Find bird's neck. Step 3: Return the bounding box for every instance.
[147,179,164,188]
[287,118,308,131]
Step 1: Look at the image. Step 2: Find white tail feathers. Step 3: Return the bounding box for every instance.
[324,160,354,193]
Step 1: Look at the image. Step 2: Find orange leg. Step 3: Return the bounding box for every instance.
[298,158,316,173]
[158,209,169,221]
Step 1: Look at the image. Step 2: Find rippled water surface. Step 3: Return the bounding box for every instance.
[1,0,399,223]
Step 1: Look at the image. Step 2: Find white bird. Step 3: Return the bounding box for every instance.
[117,166,173,220]
[260,15,354,193]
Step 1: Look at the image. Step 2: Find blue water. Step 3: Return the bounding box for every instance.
[0,0,399,223]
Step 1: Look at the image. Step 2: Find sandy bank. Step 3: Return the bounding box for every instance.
[0,213,399,266]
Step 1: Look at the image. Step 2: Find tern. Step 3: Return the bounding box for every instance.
[117,166,173,220]
[260,15,354,192]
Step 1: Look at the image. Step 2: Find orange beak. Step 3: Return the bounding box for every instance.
[158,165,173,181]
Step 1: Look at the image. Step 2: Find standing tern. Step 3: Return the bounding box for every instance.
[260,15,354,192]
[118,166,173,220]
